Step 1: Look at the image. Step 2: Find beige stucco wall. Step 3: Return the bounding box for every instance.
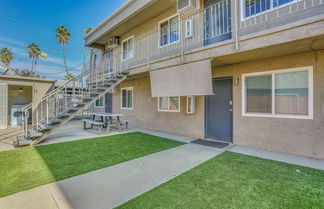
[112,73,205,138]
[112,50,324,159]
[212,50,324,159]
[0,78,55,102]
[0,77,55,126]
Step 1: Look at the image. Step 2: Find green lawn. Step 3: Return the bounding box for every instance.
[117,152,324,209]
[0,132,184,197]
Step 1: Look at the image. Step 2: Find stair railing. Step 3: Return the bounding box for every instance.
[21,51,123,139]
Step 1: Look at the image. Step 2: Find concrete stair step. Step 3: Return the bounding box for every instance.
[67,106,80,112]
[39,123,54,131]
[121,69,130,75]
[48,117,63,124]
[28,129,43,138]
[58,112,71,118]
[17,136,32,146]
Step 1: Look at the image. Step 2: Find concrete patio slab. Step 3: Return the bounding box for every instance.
[229,145,324,170]
[0,143,225,209]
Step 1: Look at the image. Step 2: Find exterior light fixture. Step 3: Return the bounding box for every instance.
[234,77,240,86]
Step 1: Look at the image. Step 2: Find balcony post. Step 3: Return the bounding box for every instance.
[146,34,150,69]
[233,0,240,50]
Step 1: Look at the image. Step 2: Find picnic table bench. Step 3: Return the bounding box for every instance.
[82,119,105,132]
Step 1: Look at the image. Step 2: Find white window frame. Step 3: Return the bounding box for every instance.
[120,87,134,110]
[186,96,196,114]
[240,0,297,21]
[185,19,193,38]
[158,14,180,48]
[95,96,105,108]
[121,36,134,61]
[242,66,313,120]
[158,96,181,112]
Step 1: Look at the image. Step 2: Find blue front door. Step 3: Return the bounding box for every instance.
[205,77,233,142]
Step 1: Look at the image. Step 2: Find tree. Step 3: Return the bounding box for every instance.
[56,25,71,76]
[27,43,40,74]
[0,48,14,73]
[64,73,75,80]
[84,27,93,35]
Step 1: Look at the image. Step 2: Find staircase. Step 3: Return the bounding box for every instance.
[17,66,130,146]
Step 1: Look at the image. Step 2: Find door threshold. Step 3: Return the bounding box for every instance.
[203,138,233,145]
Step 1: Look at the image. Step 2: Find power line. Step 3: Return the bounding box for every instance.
[0,14,84,48]
[37,62,86,75]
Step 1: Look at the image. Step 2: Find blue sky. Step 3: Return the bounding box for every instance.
[0,0,127,79]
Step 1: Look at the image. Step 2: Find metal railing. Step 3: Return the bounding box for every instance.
[21,49,124,139]
[240,0,324,29]
[96,0,232,71]
[92,0,322,73]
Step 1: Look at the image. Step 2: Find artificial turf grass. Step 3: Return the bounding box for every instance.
[0,132,184,197]
[117,151,324,209]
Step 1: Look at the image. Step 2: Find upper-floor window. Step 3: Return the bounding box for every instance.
[159,15,180,47]
[104,49,113,74]
[121,36,134,60]
[93,51,101,69]
[242,0,295,19]
[242,67,313,119]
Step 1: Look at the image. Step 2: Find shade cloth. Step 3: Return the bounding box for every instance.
[150,60,213,97]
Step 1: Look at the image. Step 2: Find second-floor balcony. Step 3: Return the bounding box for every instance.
[86,0,324,76]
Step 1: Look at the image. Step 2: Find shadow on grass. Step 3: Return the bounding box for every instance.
[0,132,184,198]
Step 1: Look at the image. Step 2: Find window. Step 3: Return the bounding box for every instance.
[158,96,180,112]
[241,0,295,19]
[185,19,193,38]
[121,36,134,60]
[242,67,313,119]
[95,97,104,107]
[159,15,180,47]
[121,87,133,109]
[204,0,231,38]
[187,96,196,114]
[93,51,101,69]
[104,49,113,74]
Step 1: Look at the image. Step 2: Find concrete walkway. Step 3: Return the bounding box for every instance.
[0,143,224,209]
[229,145,324,170]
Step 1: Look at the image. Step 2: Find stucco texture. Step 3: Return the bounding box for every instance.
[213,50,324,159]
[112,73,205,139]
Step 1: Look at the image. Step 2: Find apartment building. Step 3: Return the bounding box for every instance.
[84,0,324,159]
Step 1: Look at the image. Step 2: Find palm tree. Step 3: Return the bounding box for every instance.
[0,48,14,73]
[27,43,40,74]
[65,73,75,80]
[56,25,71,75]
[84,27,93,35]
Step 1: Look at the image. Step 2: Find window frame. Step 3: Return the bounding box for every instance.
[158,96,181,112]
[240,0,297,21]
[158,14,181,48]
[242,66,313,119]
[120,87,134,110]
[95,96,105,108]
[121,36,134,61]
[185,19,193,38]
